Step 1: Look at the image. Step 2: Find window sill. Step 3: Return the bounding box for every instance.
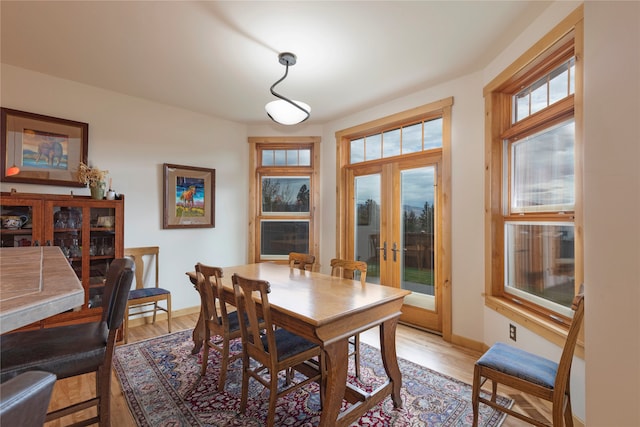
[485,295,584,359]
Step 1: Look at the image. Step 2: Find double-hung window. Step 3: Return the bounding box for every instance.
[248,137,320,263]
[485,7,583,331]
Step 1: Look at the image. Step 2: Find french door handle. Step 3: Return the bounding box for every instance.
[391,242,399,262]
[378,241,387,261]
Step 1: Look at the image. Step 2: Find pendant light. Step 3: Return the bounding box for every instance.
[265,52,310,125]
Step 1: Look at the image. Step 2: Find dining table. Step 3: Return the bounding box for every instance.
[0,246,84,334]
[186,262,411,427]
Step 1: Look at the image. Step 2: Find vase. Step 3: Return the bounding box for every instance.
[90,182,106,200]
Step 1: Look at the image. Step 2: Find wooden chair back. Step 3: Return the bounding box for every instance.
[231,274,276,367]
[330,258,367,284]
[124,246,159,291]
[194,264,228,333]
[288,252,316,272]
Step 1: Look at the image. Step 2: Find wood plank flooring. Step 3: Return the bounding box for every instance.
[44,313,553,426]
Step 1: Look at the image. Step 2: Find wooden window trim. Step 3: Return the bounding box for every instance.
[484,5,584,355]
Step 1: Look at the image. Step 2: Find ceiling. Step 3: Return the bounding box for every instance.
[1,1,551,125]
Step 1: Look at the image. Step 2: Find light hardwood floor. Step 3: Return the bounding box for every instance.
[44,313,553,426]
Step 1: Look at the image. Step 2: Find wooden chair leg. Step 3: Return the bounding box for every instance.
[98,366,111,427]
[123,306,130,344]
[267,374,279,427]
[200,341,209,376]
[353,334,360,378]
[471,366,481,427]
[167,295,172,332]
[218,340,230,391]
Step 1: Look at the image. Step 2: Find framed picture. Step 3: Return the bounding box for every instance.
[1,108,88,187]
[163,163,215,229]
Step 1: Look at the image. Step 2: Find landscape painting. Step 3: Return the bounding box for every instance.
[163,163,215,229]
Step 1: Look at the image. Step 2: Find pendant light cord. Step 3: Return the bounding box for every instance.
[269,63,310,123]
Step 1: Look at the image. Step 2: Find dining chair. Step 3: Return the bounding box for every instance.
[123,246,171,343]
[0,258,135,427]
[194,263,243,391]
[288,252,316,272]
[471,292,585,427]
[330,258,367,378]
[0,371,56,427]
[232,273,324,427]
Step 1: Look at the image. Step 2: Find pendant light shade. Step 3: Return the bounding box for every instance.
[265,52,310,125]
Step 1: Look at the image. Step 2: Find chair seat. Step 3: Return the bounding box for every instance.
[225,310,241,332]
[265,328,318,362]
[476,342,558,389]
[128,287,170,300]
[1,322,109,383]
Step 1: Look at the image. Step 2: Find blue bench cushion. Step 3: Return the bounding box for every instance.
[129,287,170,300]
[477,342,558,389]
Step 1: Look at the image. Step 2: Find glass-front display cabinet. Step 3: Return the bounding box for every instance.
[0,191,124,327]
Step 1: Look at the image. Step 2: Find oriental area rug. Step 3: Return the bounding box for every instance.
[114,329,512,426]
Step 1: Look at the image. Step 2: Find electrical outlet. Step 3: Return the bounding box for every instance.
[509,323,517,341]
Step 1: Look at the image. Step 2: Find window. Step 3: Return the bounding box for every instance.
[485,7,583,330]
[248,137,320,263]
[349,117,443,164]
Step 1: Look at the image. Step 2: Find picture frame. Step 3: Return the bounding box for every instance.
[1,108,88,187]
[163,163,215,229]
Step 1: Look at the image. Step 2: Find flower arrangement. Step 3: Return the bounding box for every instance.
[77,162,109,188]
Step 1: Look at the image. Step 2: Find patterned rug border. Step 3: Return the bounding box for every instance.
[115,329,512,426]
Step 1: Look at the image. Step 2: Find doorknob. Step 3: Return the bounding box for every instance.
[378,241,387,261]
[391,242,399,262]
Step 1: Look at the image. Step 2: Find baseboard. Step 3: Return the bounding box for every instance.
[126,306,200,329]
[450,333,487,353]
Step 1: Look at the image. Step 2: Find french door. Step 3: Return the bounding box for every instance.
[348,157,442,332]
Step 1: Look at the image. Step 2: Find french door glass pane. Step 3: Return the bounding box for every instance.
[354,174,381,283]
[401,167,435,301]
[505,222,575,314]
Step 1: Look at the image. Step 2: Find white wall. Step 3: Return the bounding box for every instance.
[583,2,640,426]
[0,65,249,312]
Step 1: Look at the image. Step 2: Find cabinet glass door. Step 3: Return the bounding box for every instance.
[88,206,117,308]
[0,199,40,247]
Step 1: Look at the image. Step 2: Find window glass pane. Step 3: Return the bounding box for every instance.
[366,133,382,160]
[262,177,310,213]
[382,130,400,158]
[505,222,575,313]
[383,129,400,158]
[299,149,311,166]
[530,79,548,115]
[274,150,286,166]
[262,150,274,166]
[515,92,530,122]
[402,123,422,154]
[261,220,309,257]
[510,119,575,213]
[351,138,365,164]
[286,149,298,165]
[569,58,575,95]
[423,118,443,149]
[549,65,569,105]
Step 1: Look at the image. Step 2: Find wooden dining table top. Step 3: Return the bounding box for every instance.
[187,262,410,333]
[0,246,84,334]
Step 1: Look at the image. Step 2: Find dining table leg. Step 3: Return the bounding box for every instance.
[379,316,403,408]
[319,338,349,427]
[190,311,205,355]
